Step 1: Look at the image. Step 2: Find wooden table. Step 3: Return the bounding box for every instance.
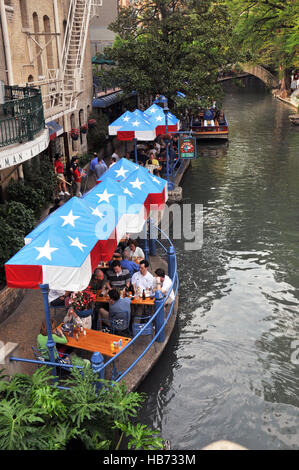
[60,326,131,358]
[95,293,155,306]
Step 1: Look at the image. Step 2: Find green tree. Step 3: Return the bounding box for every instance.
[99,0,237,115]
[226,0,299,90]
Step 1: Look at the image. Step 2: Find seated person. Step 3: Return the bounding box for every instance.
[106,260,131,290]
[132,259,154,294]
[121,250,140,278]
[89,268,108,329]
[89,268,107,293]
[98,288,131,329]
[124,239,145,260]
[203,108,215,126]
[37,319,89,367]
[154,268,175,305]
[146,152,160,167]
[48,289,70,307]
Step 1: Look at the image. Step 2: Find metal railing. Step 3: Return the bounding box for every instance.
[0,85,45,148]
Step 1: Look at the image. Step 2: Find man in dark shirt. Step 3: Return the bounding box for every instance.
[106,260,131,290]
[98,289,131,330]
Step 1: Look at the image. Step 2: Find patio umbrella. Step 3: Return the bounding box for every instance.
[108,110,135,136]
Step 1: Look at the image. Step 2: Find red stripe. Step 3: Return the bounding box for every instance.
[117,131,135,141]
[155,125,178,136]
[97,228,118,261]
[5,264,43,289]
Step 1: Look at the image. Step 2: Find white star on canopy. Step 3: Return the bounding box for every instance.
[35,240,58,261]
[115,167,129,178]
[68,236,87,252]
[122,186,134,198]
[122,116,130,122]
[60,210,80,228]
[156,115,163,122]
[132,120,140,127]
[152,176,161,185]
[150,108,157,113]
[89,206,104,219]
[129,177,145,191]
[96,189,115,203]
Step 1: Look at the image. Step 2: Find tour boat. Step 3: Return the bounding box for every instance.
[190,109,229,140]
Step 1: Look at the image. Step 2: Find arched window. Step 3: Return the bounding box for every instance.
[32,13,43,77]
[19,0,29,28]
[43,15,54,71]
[70,113,76,151]
[27,75,34,83]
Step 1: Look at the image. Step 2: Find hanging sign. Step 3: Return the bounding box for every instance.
[178,136,197,159]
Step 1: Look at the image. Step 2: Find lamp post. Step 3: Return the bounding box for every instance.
[163,107,174,191]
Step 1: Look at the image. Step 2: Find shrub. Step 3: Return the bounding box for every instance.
[5,201,35,235]
[7,181,45,218]
[0,220,24,283]
[87,112,109,152]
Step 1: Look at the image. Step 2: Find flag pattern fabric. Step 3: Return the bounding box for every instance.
[144,104,180,136]
[5,159,167,291]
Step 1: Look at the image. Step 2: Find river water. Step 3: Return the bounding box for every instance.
[139,78,299,450]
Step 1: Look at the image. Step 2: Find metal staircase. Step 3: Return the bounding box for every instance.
[60,0,93,112]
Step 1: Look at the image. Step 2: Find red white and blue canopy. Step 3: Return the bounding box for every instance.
[144,104,180,135]
[5,159,167,291]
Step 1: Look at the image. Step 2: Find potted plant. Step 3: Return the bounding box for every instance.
[67,290,95,318]
[88,118,96,129]
[80,124,88,134]
[70,128,80,140]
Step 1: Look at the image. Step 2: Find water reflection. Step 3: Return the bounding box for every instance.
[139,78,299,450]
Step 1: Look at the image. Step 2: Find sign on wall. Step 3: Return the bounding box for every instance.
[178,136,197,159]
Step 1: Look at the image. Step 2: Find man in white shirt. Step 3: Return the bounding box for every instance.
[132,260,154,318]
[112,152,120,162]
[132,260,154,293]
[154,268,174,305]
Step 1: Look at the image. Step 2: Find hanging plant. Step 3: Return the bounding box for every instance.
[80,124,88,134]
[88,118,96,129]
[70,128,80,140]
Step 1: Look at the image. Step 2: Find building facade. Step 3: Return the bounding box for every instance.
[0,0,99,199]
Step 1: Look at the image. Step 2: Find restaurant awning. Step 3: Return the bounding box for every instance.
[92,91,136,109]
[92,56,115,65]
[46,120,64,141]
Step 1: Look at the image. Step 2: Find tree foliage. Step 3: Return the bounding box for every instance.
[100,0,238,114]
[0,366,164,450]
[226,0,299,81]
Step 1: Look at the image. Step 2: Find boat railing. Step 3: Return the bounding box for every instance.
[9,223,179,387]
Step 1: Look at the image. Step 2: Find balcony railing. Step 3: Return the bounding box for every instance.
[0,85,45,148]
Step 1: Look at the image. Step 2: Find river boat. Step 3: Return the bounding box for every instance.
[190,109,229,140]
[289,114,299,125]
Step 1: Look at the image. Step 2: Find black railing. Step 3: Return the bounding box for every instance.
[0,85,45,148]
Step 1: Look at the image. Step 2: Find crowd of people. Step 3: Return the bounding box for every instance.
[46,237,174,338]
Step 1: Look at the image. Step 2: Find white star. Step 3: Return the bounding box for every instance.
[60,210,80,228]
[129,177,145,191]
[122,186,134,197]
[35,240,58,261]
[156,115,163,122]
[132,120,140,127]
[152,176,161,185]
[68,236,87,252]
[96,189,115,203]
[115,167,129,178]
[150,108,157,114]
[89,206,104,219]
[122,116,130,122]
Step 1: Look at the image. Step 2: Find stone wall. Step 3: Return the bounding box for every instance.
[0,286,25,324]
